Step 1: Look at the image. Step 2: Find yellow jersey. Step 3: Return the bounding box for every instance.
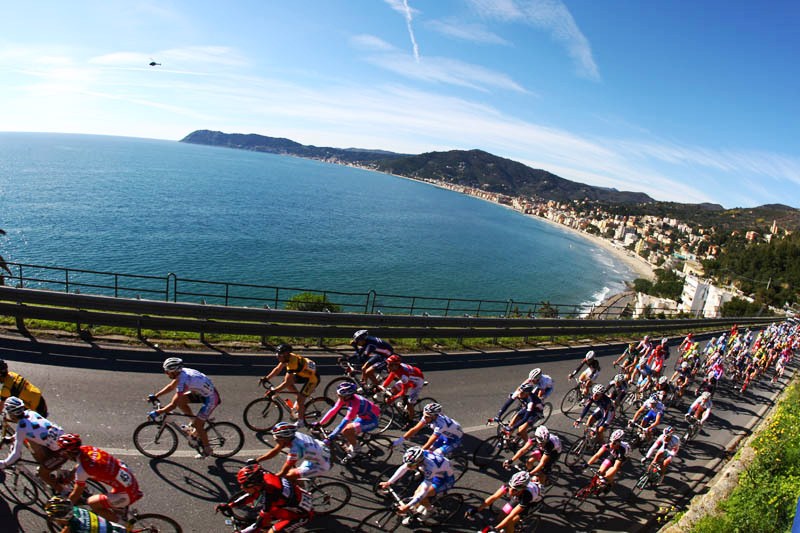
[285,353,317,379]
[1,371,43,411]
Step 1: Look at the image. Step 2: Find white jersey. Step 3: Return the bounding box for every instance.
[430,414,463,441]
[0,410,64,468]
[536,374,554,393]
[176,368,215,397]
[420,451,454,481]
[287,432,330,465]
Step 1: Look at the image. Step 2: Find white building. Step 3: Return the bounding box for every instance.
[680,275,710,316]
[702,285,736,318]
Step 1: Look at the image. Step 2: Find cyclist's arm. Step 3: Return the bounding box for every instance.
[318,399,344,427]
[401,418,426,441]
[496,503,526,529]
[255,441,286,464]
[0,426,21,468]
[509,439,533,463]
[576,400,594,423]
[475,485,506,512]
[384,463,410,485]
[530,451,550,475]
[264,362,286,382]
[586,445,606,466]
[421,432,439,451]
[153,378,179,399]
[328,406,357,440]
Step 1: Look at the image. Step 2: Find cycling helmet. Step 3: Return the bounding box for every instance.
[0,359,7,374]
[402,446,425,465]
[56,434,82,453]
[663,426,674,437]
[585,350,596,360]
[528,368,542,381]
[276,344,292,355]
[687,333,693,339]
[610,429,625,442]
[3,396,26,418]
[44,496,74,520]
[614,374,626,384]
[644,335,650,341]
[658,376,668,385]
[423,403,443,416]
[700,391,711,401]
[386,355,402,365]
[681,362,689,370]
[271,422,297,439]
[237,464,265,488]
[519,383,535,394]
[508,470,531,490]
[353,329,368,341]
[591,384,606,395]
[534,425,550,442]
[661,337,668,345]
[162,357,183,372]
[336,381,358,397]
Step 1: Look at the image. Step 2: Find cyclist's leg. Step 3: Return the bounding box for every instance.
[194,391,220,454]
[89,491,131,524]
[27,441,66,491]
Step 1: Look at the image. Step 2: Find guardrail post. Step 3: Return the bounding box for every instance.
[166,273,176,302]
[65,269,70,293]
[114,274,119,298]
[476,300,483,317]
[444,299,451,317]
[225,283,230,306]
[410,297,416,316]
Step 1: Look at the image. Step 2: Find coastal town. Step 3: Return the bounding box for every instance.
[402,175,793,320]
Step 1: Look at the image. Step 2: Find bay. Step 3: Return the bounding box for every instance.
[0,132,634,312]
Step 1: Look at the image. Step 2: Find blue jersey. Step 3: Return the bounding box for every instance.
[430,414,462,441]
[355,336,394,361]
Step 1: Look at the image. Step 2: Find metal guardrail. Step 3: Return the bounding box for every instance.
[1,261,632,318]
[0,286,777,343]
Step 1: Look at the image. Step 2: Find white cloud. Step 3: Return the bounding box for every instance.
[467,0,599,80]
[350,34,396,52]
[426,19,511,45]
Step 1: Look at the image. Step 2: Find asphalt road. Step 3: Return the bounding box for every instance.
[0,334,792,533]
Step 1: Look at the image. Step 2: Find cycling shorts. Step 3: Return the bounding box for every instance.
[353,415,379,434]
[365,355,387,372]
[423,473,455,495]
[404,385,422,404]
[97,488,143,511]
[642,411,659,425]
[432,437,461,456]
[196,389,221,421]
[293,374,320,397]
[580,368,599,382]
[296,459,331,478]
[591,408,614,429]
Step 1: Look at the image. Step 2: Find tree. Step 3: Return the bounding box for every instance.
[537,301,559,318]
[284,292,342,313]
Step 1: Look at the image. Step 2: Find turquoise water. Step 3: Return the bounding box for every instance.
[0,132,633,309]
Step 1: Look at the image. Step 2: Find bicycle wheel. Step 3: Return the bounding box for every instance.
[357,508,404,532]
[129,513,182,533]
[429,493,463,524]
[311,480,351,515]
[207,421,244,458]
[304,397,334,427]
[450,450,470,482]
[323,376,358,400]
[132,421,178,459]
[243,397,283,432]
[560,387,582,416]
[541,402,553,425]
[473,435,503,468]
[0,466,40,506]
[361,434,395,464]
[563,438,587,467]
[376,403,396,433]
[561,488,590,517]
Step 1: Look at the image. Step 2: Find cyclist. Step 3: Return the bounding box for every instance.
[635,335,653,360]
[0,396,65,491]
[606,374,629,411]
[685,391,713,427]
[629,393,666,441]
[0,358,48,417]
[392,402,463,457]
[503,425,561,486]
[45,496,128,533]
[500,383,545,443]
[255,422,331,483]
[55,434,143,523]
[679,333,694,354]
[494,368,553,423]
[568,350,600,397]
[584,429,630,489]
[349,329,394,391]
[653,375,674,405]
[641,426,681,484]
[465,470,542,533]
[646,340,667,376]
[613,343,639,378]
[314,381,381,460]
[261,344,319,427]
[381,355,425,427]
[216,463,314,533]
[378,446,454,523]
[149,357,219,458]
[573,384,615,444]
[669,361,692,398]
[695,374,718,398]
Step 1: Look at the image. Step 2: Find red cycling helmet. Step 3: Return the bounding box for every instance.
[386,355,402,365]
[57,434,82,453]
[237,464,265,488]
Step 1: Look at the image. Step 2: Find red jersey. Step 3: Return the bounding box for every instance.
[240,473,313,529]
[75,446,141,502]
[382,363,425,401]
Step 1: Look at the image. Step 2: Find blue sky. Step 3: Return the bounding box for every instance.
[1,0,798,208]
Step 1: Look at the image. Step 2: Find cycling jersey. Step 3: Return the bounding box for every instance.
[1,372,45,414]
[639,398,665,425]
[529,374,554,399]
[386,451,455,498]
[430,414,463,441]
[61,506,127,533]
[237,473,313,533]
[176,368,216,397]
[0,410,63,468]
[352,336,394,368]
[510,394,544,429]
[577,395,615,428]
[644,434,681,460]
[574,358,600,375]
[319,394,380,439]
[284,354,318,380]
[501,480,542,509]
[285,432,330,476]
[688,397,713,422]
[606,382,628,403]
[382,363,425,402]
[598,441,631,463]
[74,446,142,505]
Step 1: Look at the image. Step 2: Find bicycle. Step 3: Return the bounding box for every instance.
[497,397,553,429]
[309,424,394,468]
[625,422,656,455]
[560,376,587,417]
[358,482,463,532]
[217,505,326,533]
[465,501,542,533]
[322,359,386,399]
[374,387,437,433]
[682,414,702,443]
[632,461,663,498]
[242,380,332,433]
[563,426,603,468]
[133,397,244,459]
[560,467,609,517]
[473,421,525,469]
[0,457,106,508]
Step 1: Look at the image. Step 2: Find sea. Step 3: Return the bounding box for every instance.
[0,132,634,314]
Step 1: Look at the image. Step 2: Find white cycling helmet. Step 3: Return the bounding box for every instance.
[508,470,531,490]
[162,357,183,372]
[681,361,689,370]
[353,329,368,341]
[658,376,668,385]
[528,368,542,381]
[423,402,443,416]
[591,384,606,395]
[585,350,596,360]
[4,396,26,418]
[700,391,711,401]
[534,425,550,442]
[403,446,425,465]
[614,374,626,384]
[610,429,625,442]
[271,422,297,439]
